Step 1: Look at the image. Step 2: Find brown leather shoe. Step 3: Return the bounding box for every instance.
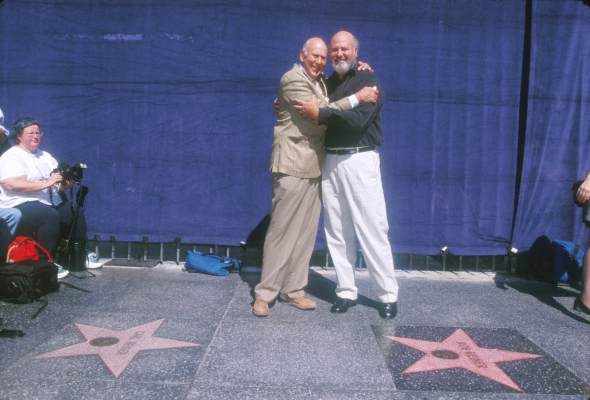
[279,295,317,310]
[252,299,269,317]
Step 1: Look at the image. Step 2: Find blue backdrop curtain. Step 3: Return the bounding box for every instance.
[380,1,524,255]
[0,1,588,254]
[512,0,590,249]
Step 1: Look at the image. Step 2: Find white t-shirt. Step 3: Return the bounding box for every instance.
[0,146,59,207]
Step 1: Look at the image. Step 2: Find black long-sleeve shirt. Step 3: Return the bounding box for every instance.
[318,67,384,148]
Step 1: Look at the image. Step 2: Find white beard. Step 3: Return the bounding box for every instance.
[332,58,356,75]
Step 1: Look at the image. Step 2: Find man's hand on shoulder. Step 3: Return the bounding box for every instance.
[576,176,590,204]
[355,86,379,104]
[357,60,374,72]
[293,99,319,122]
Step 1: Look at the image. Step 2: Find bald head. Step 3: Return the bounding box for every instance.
[302,37,327,56]
[331,31,359,51]
[300,37,327,80]
[330,30,359,77]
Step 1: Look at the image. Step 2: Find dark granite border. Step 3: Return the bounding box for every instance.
[373,325,590,395]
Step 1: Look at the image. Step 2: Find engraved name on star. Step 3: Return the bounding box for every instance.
[385,328,542,392]
[36,319,200,378]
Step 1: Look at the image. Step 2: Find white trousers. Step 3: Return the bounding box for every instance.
[322,150,399,303]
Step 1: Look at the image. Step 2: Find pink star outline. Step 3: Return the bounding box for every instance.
[385,328,542,392]
[36,319,200,378]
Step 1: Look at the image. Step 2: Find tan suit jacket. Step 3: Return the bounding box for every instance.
[270,64,351,178]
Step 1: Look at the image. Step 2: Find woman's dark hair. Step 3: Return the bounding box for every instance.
[12,117,41,144]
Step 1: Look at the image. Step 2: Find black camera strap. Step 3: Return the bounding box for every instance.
[48,184,68,207]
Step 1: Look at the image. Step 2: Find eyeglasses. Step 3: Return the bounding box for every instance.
[23,131,43,137]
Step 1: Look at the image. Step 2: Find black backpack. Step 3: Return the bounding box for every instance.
[0,261,59,304]
[524,235,554,282]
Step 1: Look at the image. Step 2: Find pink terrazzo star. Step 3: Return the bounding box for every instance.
[386,328,542,392]
[36,319,200,378]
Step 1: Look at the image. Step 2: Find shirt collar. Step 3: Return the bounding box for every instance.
[298,64,324,83]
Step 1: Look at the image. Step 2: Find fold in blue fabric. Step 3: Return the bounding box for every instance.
[0,1,587,254]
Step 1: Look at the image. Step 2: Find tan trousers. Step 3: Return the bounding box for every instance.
[254,174,321,303]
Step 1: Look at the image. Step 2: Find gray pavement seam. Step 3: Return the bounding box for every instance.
[188,278,242,397]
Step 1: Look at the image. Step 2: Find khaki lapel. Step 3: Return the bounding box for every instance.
[297,65,328,103]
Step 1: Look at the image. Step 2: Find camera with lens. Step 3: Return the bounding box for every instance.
[53,162,87,184]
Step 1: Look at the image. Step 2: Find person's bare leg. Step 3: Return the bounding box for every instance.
[581,246,590,307]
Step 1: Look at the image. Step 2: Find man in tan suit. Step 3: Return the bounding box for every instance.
[252,37,377,317]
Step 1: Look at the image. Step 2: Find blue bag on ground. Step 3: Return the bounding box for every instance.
[185,251,240,276]
[551,240,584,283]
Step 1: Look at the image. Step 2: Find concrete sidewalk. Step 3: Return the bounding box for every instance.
[0,263,588,399]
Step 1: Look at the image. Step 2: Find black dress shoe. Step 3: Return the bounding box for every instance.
[379,302,398,319]
[330,298,357,313]
[574,296,590,315]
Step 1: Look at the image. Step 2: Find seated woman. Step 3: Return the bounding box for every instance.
[0,117,87,267]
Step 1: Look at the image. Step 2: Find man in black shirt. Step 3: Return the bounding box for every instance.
[295,31,399,319]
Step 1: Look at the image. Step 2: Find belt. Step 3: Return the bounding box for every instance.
[325,146,376,155]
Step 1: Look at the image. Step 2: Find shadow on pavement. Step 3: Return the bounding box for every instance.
[494,275,590,325]
[240,268,381,312]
